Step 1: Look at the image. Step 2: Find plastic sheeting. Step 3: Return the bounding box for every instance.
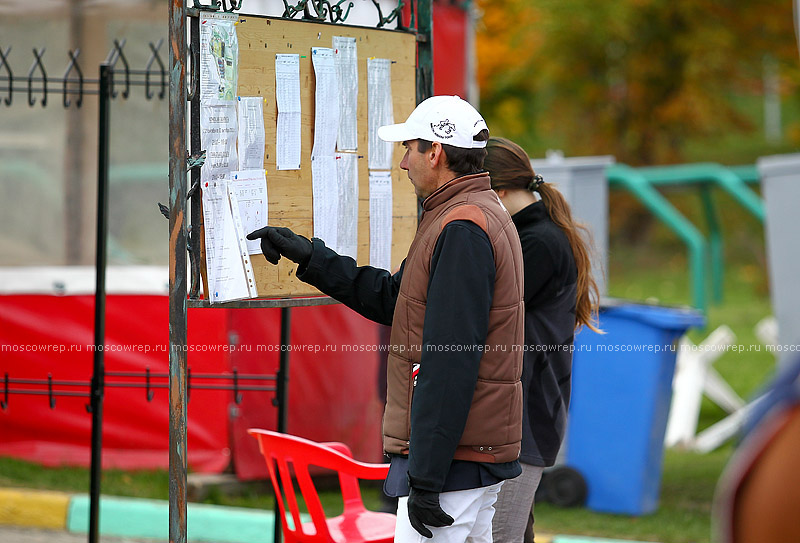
[0,293,384,476]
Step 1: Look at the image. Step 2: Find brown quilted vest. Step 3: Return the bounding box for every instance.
[383,172,525,463]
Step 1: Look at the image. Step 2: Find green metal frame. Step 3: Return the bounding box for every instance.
[607,162,765,312]
[607,164,709,312]
[636,163,765,304]
[637,163,764,221]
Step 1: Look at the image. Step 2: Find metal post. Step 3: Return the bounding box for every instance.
[699,185,723,304]
[88,62,111,543]
[189,14,202,299]
[272,307,292,543]
[277,308,291,434]
[168,1,188,542]
[416,0,433,103]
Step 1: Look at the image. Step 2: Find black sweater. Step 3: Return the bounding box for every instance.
[512,201,578,466]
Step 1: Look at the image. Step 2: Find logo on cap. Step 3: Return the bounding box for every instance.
[430,119,456,139]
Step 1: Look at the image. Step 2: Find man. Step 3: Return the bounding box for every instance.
[248,96,524,542]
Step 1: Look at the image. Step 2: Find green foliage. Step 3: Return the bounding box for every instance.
[477,0,800,165]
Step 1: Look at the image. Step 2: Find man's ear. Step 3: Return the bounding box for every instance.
[495,189,507,198]
[429,142,445,168]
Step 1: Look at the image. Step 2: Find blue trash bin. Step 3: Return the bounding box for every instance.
[565,301,704,515]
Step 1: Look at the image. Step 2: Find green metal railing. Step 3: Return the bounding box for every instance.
[607,162,765,313]
[607,164,709,312]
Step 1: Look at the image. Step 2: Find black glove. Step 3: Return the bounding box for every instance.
[246,226,312,267]
[407,487,454,538]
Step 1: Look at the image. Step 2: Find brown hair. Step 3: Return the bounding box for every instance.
[485,137,601,333]
[417,129,490,177]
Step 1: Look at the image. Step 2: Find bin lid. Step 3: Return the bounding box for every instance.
[600,300,705,331]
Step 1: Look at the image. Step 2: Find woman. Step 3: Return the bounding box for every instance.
[485,137,601,543]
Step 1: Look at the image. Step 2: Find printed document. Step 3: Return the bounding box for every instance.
[311,48,341,249]
[275,54,301,170]
[202,178,257,303]
[199,12,239,102]
[336,153,359,259]
[230,169,268,255]
[369,171,393,271]
[201,100,239,185]
[367,58,394,170]
[311,47,340,158]
[237,97,265,170]
[311,156,339,250]
[333,37,358,151]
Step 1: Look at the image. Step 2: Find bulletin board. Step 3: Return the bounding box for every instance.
[200,14,418,299]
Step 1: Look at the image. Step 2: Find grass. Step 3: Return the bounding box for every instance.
[536,447,732,543]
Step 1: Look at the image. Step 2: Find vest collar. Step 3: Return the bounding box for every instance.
[422,172,492,212]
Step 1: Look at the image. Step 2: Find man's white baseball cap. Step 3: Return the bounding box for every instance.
[378,95,489,149]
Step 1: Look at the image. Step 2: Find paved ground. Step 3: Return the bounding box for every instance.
[0,526,156,543]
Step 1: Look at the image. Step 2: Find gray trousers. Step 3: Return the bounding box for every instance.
[491,464,545,543]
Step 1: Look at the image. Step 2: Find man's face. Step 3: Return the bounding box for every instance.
[400,140,437,200]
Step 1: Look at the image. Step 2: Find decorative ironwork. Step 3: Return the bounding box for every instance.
[281,0,355,24]
[144,40,166,100]
[187,150,206,171]
[27,48,48,107]
[0,47,11,106]
[372,0,404,29]
[191,0,243,12]
[192,0,220,11]
[62,49,83,108]
[107,40,130,99]
[0,41,169,108]
[0,370,276,411]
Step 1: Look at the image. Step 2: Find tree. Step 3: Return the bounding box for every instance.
[477,0,800,165]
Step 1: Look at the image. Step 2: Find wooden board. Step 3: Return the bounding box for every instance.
[200,15,418,299]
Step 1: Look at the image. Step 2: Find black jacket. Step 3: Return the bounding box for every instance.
[298,220,519,493]
[512,201,577,466]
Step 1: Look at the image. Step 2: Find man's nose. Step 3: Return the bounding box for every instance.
[400,152,409,171]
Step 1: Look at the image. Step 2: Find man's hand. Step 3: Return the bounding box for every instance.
[246,226,312,267]
[407,487,454,538]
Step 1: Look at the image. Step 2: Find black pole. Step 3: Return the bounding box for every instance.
[277,308,291,434]
[416,0,434,104]
[273,307,291,543]
[88,62,111,543]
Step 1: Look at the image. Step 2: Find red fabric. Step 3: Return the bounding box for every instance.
[0,295,384,477]
[0,295,230,472]
[432,2,468,97]
[400,1,469,98]
[230,304,384,480]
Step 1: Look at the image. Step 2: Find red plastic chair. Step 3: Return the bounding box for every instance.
[248,429,396,543]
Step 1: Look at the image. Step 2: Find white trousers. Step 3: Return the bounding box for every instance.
[394,482,504,543]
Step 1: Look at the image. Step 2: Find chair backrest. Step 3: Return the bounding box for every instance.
[248,429,389,543]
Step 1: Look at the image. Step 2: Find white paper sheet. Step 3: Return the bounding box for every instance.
[199,12,239,102]
[275,54,301,170]
[230,169,268,255]
[336,153,359,259]
[201,100,239,185]
[311,156,339,249]
[311,47,340,158]
[369,171,393,271]
[333,37,358,152]
[202,178,257,303]
[368,58,394,170]
[237,97,265,170]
